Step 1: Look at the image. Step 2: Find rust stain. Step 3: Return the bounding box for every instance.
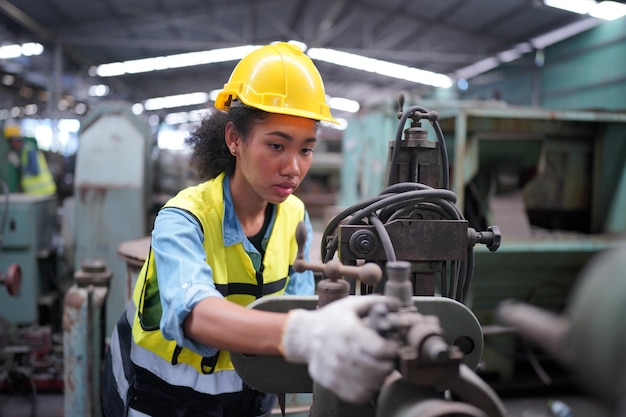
[62,290,86,332]
[64,289,86,308]
[78,186,108,205]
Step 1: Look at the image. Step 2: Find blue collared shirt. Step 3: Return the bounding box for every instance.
[152,176,315,355]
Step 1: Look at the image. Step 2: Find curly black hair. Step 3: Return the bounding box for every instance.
[185,105,269,181]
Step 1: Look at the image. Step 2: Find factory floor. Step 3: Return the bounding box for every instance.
[0,391,613,416]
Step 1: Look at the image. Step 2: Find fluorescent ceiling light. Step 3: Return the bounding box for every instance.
[307,48,453,88]
[209,89,220,102]
[327,96,360,113]
[95,45,261,77]
[164,109,210,125]
[88,84,110,97]
[322,117,349,130]
[144,92,210,111]
[589,1,626,20]
[285,40,307,52]
[0,42,44,59]
[455,57,500,80]
[93,42,451,91]
[544,0,596,14]
[544,0,626,20]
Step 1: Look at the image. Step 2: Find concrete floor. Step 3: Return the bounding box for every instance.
[0,393,63,417]
[0,391,613,417]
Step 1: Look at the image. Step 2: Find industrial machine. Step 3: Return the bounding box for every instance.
[231,95,507,417]
[338,97,626,389]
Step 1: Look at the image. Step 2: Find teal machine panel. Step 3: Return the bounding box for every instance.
[73,102,153,335]
[0,194,58,324]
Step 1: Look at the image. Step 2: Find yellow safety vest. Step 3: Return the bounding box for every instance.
[130,173,304,385]
[20,143,56,195]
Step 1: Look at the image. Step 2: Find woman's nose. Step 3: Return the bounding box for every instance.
[281,153,301,177]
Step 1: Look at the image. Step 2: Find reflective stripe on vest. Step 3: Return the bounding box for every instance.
[128,173,304,393]
[108,310,132,407]
[110,302,244,396]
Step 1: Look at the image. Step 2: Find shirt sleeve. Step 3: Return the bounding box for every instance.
[24,146,40,175]
[152,207,223,356]
[284,210,316,296]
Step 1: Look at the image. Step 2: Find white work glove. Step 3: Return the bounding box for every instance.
[7,151,20,167]
[280,295,400,404]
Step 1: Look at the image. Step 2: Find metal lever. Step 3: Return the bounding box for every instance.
[293,221,382,286]
[293,221,382,307]
[0,263,21,296]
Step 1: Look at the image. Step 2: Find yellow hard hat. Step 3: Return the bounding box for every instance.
[215,42,338,124]
[3,124,21,139]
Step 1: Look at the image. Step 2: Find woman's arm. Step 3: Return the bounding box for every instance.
[183,297,286,355]
[153,207,288,355]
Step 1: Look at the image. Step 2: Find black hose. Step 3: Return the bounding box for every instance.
[320,103,474,302]
[461,248,475,303]
[368,214,396,262]
[387,105,450,189]
[432,119,450,189]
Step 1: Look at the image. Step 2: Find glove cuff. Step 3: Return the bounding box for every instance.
[279,309,317,363]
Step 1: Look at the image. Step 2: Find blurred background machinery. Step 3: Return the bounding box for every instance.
[0,101,155,412]
[495,243,626,416]
[0,185,64,413]
[67,101,153,336]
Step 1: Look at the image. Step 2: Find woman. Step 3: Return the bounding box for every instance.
[101,42,399,417]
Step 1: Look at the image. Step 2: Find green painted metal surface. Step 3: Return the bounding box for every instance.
[339,102,397,207]
[232,295,484,396]
[471,238,626,322]
[459,17,626,112]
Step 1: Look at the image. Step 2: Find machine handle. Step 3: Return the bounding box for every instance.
[468,225,501,252]
[0,263,22,296]
[293,221,382,286]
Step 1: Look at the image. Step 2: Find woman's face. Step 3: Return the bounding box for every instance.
[232,113,318,205]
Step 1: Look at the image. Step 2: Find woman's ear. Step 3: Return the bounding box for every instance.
[224,121,240,154]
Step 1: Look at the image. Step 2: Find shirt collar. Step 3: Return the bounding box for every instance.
[221,174,245,247]
[221,174,277,250]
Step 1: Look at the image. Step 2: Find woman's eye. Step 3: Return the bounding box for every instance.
[301,148,314,155]
[270,144,283,150]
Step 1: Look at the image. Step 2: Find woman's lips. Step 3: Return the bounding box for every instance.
[274,182,296,197]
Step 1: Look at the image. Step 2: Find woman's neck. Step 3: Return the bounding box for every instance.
[229,175,267,236]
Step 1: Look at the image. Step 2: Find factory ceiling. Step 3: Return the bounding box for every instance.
[0,0,612,119]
